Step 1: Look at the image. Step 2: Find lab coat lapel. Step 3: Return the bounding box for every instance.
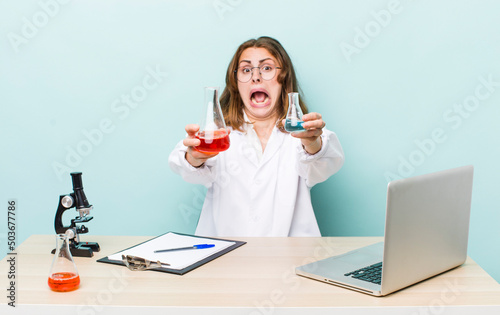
[243,138,260,167]
[260,128,285,167]
[233,130,260,167]
[239,113,262,167]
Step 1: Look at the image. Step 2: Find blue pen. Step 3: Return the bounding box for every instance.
[154,244,215,253]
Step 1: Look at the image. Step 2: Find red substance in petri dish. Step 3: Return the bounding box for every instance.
[48,272,80,292]
[195,130,230,153]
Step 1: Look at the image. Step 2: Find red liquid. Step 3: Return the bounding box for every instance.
[48,272,80,292]
[195,130,230,153]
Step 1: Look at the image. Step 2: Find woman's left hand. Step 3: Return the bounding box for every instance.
[283,112,326,155]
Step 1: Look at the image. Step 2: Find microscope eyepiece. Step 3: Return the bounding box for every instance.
[70,172,92,209]
[71,172,84,190]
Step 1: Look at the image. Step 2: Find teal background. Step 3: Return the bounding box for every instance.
[1,0,499,284]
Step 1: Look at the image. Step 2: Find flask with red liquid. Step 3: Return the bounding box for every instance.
[194,87,230,153]
[48,233,80,292]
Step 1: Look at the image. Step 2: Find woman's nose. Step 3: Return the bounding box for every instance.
[251,68,262,83]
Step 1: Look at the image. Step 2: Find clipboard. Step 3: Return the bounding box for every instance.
[97,231,246,275]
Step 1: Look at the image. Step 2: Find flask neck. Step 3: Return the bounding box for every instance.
[287,92,302,119]
[54,234,73,260]
[201,86,226,131]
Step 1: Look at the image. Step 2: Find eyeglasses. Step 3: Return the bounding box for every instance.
[234,64,281,83]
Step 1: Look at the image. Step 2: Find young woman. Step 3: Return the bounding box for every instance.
[169,36,344,237]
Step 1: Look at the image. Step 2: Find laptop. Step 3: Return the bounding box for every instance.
[296,165,474,296]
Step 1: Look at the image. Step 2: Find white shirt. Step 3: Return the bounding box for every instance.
[168,122,344,237]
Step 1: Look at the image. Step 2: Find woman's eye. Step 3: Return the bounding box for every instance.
[262,65,272,72]
[242,68,251,73]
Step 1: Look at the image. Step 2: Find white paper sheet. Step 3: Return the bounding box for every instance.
[107,232,235,270]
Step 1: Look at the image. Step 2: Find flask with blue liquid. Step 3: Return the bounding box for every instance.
[284,92,306,132]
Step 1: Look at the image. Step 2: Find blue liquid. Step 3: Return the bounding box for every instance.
[285,119,305,132]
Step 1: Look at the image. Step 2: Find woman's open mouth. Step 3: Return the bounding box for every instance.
[250,89,271,107]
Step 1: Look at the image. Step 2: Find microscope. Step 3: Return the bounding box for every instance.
[52,172,100,257]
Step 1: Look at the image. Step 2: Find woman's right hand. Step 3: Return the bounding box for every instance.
[183,124,219,167]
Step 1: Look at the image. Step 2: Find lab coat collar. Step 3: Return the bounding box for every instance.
[260,127,285,167]
[239,112,285,168]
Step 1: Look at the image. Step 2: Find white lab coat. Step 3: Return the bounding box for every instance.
[168,123,344,237]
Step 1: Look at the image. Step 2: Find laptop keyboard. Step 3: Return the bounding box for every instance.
[344,262,382,285]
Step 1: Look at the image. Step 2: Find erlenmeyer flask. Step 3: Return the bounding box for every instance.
[284,92,306,132]
[194,87,230,153]
[48,234,80,292]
